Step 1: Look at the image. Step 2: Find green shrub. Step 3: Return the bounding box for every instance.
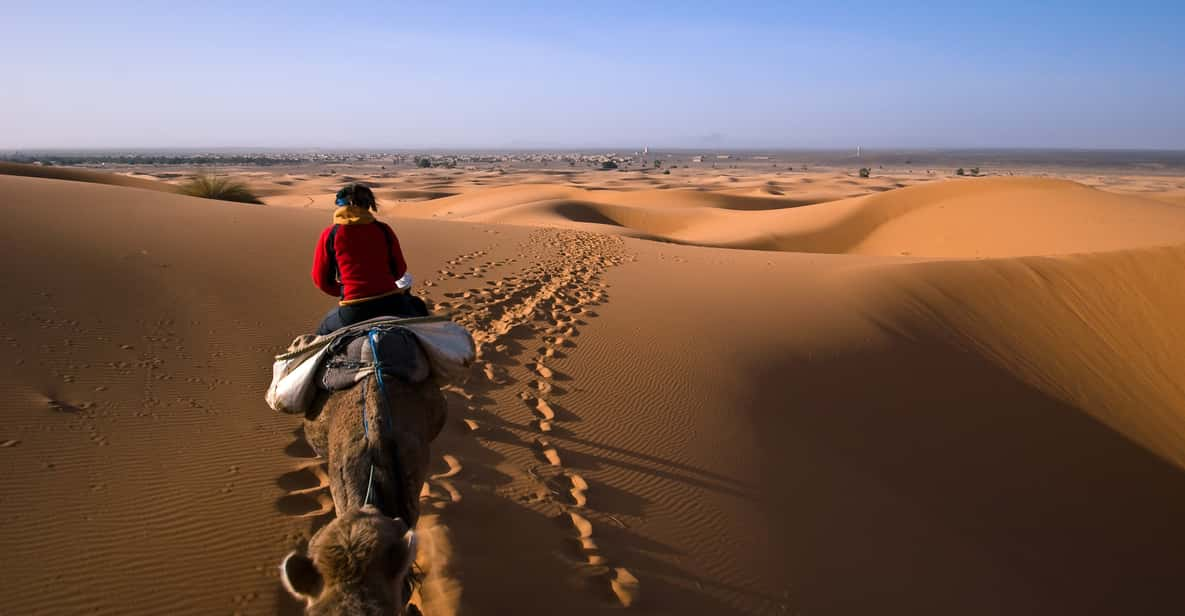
[662,169,671,175]
[178,174,261,204]
[416,157,432,168]
[970,167,980,176]
[858,167,871,178]
[601,161,618,170]
[956,168,966,176]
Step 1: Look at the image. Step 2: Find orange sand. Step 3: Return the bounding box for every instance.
[2,163,1185,615]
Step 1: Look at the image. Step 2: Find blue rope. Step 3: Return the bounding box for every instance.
[362,327,411,521]
[367,329,393,431]
[362,330,387,510]
[368,329,386,392]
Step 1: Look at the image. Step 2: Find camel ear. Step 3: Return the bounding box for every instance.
[280,551,323,599]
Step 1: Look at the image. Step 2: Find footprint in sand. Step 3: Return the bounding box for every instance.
[481,362,502,383]
[566,472,589,507]
[610,568,641,607]
[536,438,562,466]
[424,478,463,506]
[431,454,463,480]
[534,399,556,421]
[569,511,593,540]
[277,461,330,492]
[567,512,607,566]
[276,490,334,518]
[524,395,556,431]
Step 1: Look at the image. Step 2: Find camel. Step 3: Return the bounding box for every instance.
[280,357,447,615]
[280,505,418,615]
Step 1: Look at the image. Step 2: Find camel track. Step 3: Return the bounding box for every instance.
[415,229,640,611]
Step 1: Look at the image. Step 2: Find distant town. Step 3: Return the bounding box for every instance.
[3,148,1183,176]
[0,149,767,170]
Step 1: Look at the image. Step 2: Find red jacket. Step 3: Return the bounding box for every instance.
[312,207,408,305]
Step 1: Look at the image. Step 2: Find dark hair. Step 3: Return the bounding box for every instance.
[336,183,378,211]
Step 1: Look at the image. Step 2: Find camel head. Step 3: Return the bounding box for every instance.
[280,505,418,615]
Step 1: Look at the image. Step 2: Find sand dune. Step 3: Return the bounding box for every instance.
[2,168,1185,615]
[859,244,1185,467]
[405,176,1185,257]
[0,161,175,193]
[568,242,1185,615]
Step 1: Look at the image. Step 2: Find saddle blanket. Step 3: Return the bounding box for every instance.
[266,315,475,414]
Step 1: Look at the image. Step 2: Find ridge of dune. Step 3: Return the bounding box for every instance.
[829,177,1185,257]
[413,183,579,217]
[404,176,1185,257]
[855,243,1185,469]
[0,161,176,193]
[588,187,828,210]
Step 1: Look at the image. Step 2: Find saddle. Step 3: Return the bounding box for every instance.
[318,326,431,391]
[267,315,474,415]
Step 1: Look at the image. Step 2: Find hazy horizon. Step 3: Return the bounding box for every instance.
[6,146,1185,155]
[3,2,1183,150]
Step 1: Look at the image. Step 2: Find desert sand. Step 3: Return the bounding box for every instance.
[3,160,1185,615]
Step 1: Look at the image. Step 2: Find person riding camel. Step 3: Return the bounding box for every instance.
[312,183,427,335]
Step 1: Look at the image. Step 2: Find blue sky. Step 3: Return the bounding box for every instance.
[2,1,1183,149]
